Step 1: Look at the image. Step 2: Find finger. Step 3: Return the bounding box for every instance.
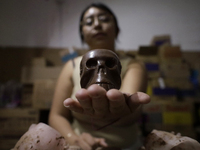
[63,98,84,113]
[106,89,129,115]
[94,138,108,147]
[78,133,95,150]
[78,140,92,150]
[127,92,150,111]
[87,84,109,117]
[81,133,96,147]
[75,89,94,115]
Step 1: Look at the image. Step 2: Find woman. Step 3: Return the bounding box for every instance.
[49,2,150,150]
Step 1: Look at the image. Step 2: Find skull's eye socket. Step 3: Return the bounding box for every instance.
[86,59,97,68]
[106,58,116,68]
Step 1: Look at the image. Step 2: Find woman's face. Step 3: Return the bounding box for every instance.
[82,7,117,50]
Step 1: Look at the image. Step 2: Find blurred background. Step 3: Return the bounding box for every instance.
[0,0,200,50]
[0,0,200,149]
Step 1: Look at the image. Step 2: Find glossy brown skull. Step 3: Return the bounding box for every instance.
[80,49,122,91]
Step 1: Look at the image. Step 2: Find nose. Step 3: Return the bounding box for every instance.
[93,17,101,28]
[97,60,106,74]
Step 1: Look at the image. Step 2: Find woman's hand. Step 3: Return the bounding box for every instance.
[63,84,150,122]
[68,132,107,150]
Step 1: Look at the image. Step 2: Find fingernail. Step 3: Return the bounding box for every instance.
[64,105,70,108]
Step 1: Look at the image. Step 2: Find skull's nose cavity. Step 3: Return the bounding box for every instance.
[98,67,107,74]
[97,60,107,74]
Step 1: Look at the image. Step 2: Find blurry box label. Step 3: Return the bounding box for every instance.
[163,102,193,125]
[163,112,192,125]
[153,87,176,96]
[143,102,165,124]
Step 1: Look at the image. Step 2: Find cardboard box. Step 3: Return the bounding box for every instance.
[160,63,190,78]
[40,48,65,66]
[150,95,177,101]
[138,46,158,56]
[136,55,159,63]
[146,63,161,78]
[150,78,193,89]
[153,87,176,96]
[163,101,193,126]
[142,101,166,124]
[147,71,161,79]
[31,57,47,67]
[143,100,194,126]
[21,84,34,107]
[143,101,195,138]
[145,63,159,71]
[32,79,56,109]
[125,50,137,58]
[150,35,171,46]
[159,45,183,65]
[21,66,62,84]
[159,45,182,58]
[0,47,64,83]
[0,138,19,150]
[182,51,200,67]
[0,108,39,137]
[136,46,159,63]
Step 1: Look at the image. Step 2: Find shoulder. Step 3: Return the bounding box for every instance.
[74,56,83,61]
[119,55,145,70]
[128,59,146,70]
[59,58,78,81]
[73,56,83,68]
[120,56,146,77]
[62,56,83,71]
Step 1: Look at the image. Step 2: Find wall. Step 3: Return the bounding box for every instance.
[0,0,200,51]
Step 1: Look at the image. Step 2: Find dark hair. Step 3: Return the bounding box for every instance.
[79,2,120,43]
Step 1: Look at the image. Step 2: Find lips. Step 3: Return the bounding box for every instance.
[93,32,106,38]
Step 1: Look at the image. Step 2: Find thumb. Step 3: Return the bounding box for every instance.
[127,92,150,111]
[132,92,150,104]
[95,138,108,147]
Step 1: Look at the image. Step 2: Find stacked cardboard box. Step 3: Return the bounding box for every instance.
[182,51,200,141]
[21,84,33,107]
[137,46,160,80]
[137,46,159,63]
[0,48,68,149]
[0,108,39,150]
[137,43,197,139]
[143,100,195,138]
[32,79,57,109]
[150,35,171,47]
[0,108,39,137]
[147,45,194,99]
[0,138,19,150]
[20,56,63,109]
[21,57,62,84]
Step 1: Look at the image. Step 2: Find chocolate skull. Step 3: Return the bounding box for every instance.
[80,49,122,91]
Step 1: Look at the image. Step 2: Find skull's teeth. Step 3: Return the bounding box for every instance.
[97,83,113,91]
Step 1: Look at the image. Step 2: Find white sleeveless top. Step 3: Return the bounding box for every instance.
[70,55,140,149]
